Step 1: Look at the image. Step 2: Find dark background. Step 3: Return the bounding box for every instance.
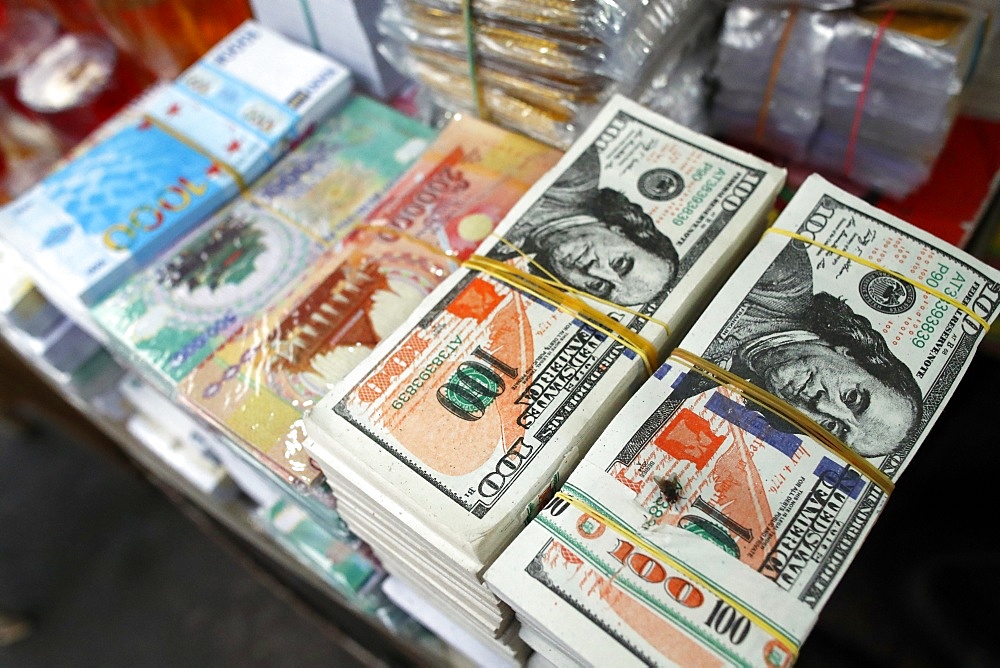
[1,332,998,667]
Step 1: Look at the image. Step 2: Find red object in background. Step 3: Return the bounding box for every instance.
[15,31,154,147]
[92,0,252,80]
[873,116,1000,250]
[0,3,60,113]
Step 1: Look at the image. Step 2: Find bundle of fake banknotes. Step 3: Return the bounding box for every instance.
[302,93,788,657]
[712,0,987,198]
[375,0,718,149]
[483,169,1000,664]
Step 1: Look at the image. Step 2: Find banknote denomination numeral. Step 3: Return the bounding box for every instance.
[437,346,517,421]
[704,600,751,645]
[608,539,705,607]
[103,176,208,250]
[690,495,753,542]
[543,496,569,517]
[477,437,533,497]
[967,281,1000,336]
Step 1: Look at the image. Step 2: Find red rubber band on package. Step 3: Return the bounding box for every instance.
[844,9,897,176]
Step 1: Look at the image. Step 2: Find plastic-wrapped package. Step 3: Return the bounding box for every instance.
[709,1,987,198]
[826,5,986,94]
[821,73,956,158]
[824,70,957,134]
[808,125,933,198]
[811,4,988,196]
[711,3,837,160]
[635,8,721,134]
[712,92,824,159]
[735,0,855,9]
[377,0,710,148]
[714,3,836,98]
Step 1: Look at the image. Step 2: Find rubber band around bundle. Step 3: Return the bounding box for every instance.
[141,114,247,192]
[465,254,660,375]
[337,225,665,375]
[755,6,799,144]
[552,487,801,659]
[461,0,489,121]
[671,348,893,495]
[844,9,897,176]
[296,0,321,50]
[766,227,990,330]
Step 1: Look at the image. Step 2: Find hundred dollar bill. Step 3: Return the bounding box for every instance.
[303,95,785,572]
[485,173,1000,664]
[178,113,562,484]
[90,95,436,394]
[485,495,805,667]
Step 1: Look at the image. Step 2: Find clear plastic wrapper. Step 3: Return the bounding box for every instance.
[824,68,957,133]
[736,0,854,8]
[711,2,837,160]
[807,125,933,198]
[397,0,684,80]
[825,5,987,94]
[379,0,609,85]
[377,0,710,146]
[821,75,955,158]
[712,88,823,160]
[634,13,720,135]
[415,73,581,149]
[713,2,837,100]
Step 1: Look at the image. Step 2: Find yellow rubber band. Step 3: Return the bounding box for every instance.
[554,488,800,659]
[767,227,990,330]
[464,254,660,375]
[490,233,674,336]
[671,348,894,496]
[461,0,489,121]
[141,114,247,192]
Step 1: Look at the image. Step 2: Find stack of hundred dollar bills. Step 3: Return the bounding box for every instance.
[303,94,786,658]
[483,174,1000,666]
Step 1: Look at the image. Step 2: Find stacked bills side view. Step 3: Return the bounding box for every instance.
[484,174,1000,666]
[302,94,786,658]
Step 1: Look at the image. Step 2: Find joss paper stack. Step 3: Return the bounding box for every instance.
[0,20,352,329]
[711,2,987,199]
[808,5,986,198]
[376,0,714,148]
[711,2,837,161]
[177,112,562,490]
[302,95,785,655]
[90,94,436,396]
[485,174,1000,665]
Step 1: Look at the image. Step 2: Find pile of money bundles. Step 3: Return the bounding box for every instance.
[485,174,1000,665]
[302,95,785,658]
